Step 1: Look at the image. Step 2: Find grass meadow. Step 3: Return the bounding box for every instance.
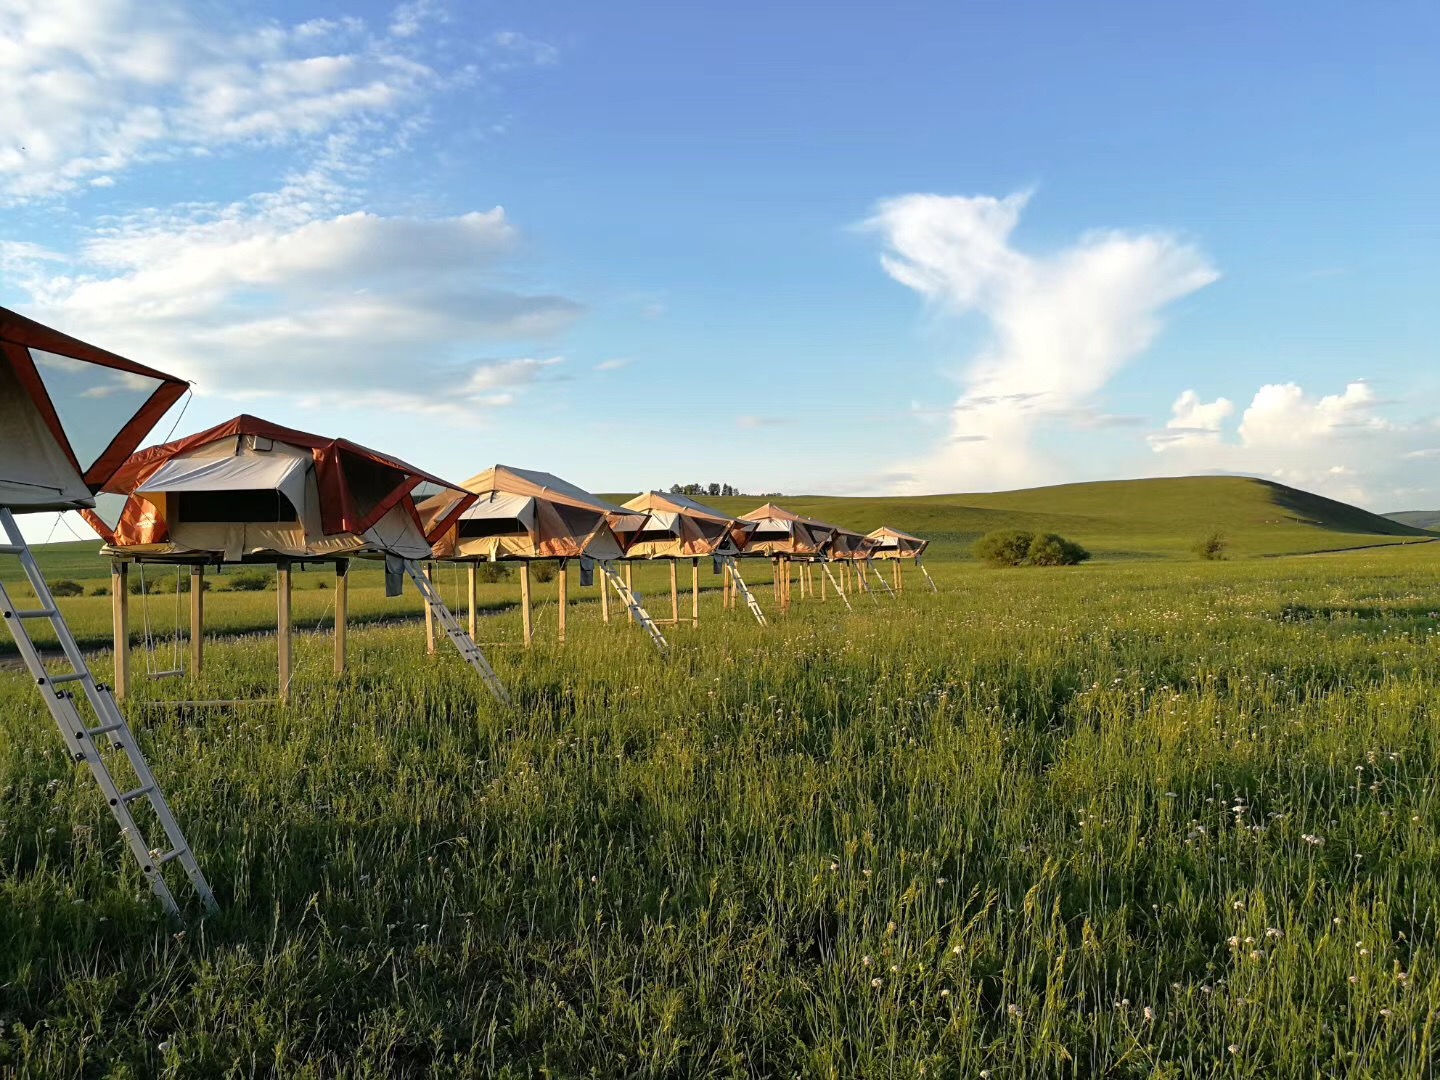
[2,546,1440,1076]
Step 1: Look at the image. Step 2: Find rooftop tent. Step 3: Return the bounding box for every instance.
[867,526,930,560]
[81,414,472,562]
[621,491,756,558]
[0,305,189,512]
[424,464,642,561]
[827,527,880,561]
[738,502,836,558]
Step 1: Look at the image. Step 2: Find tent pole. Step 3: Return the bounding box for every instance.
[334,559,348,675]
[669,560,679,625]
[111,562,130,701]
[189,564,204,676]
[423,561,436,655]
[467,562,478,640]
[558,560,569,644]
[624,561,634,623]
[600,563,611,623]
[691,557,699,628]
[520,561,534,645]
[277,560,292,704]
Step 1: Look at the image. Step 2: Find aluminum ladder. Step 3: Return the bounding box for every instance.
[404,560,511,705]
[600,563,669,654]
[0,508,216,918]
[869,559,896,598]
[818,560,854,612]
[720,557,767,626]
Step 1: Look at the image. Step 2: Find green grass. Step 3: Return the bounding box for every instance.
[4,545,1440,1076]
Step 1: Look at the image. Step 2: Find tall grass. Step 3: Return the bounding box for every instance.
[2,549,1439,1076]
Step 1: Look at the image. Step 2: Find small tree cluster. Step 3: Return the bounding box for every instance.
[972,529,1090,567]
[227,570,274,592]
[1193,532,1227,561]
[668,483,741,497]
[530,561,557,584]
[476,562,511,584]
[50,580,84,597]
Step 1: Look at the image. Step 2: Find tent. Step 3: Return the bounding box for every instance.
[827,527,889,599]
[82,414,494,702]
[421,465,661,649]
[737,503,854,612]
[0,306,214,916]
[1,305,189,510]
[867,526,936,592]
[620,491,762,626]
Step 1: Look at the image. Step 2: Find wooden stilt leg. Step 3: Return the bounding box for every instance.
[894,560,902,592]
[468,562,478,640]
[670,560,679,625]
[624,562,634,623]
[691,557,699,628]
[557,560,569,644]
[277,560,293,704]
[423,562,436,655]
[600,562,611,623]
[111,562,130,701]
[520,561,534,645]
[189,564,204,676]
[334,559,348,675]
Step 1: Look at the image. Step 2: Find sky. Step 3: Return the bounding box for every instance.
[4,0,1439,545]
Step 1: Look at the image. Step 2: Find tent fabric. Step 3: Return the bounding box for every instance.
[739,502,837,558]
[827,527,881,561]
[85,416,466,562]
[0,306,188,511]
[867,525,930,559]
[424,464,634,562]
[621,491,756,558]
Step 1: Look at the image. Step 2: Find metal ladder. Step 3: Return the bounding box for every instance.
[918,562,939,592]
[404,560,511,705]
[720,557,767,626]
[0,508,216,918]
[600,563,669,654]
[869,559,896,598]
[819,561,854,612]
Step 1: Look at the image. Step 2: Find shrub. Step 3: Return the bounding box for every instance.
[1194,532,1227,561]
[228,570,274,592]
[1027,532,1091,567]
[477,562,511,584]
[89,584,110,597]
[50,580,84,597]
[530,561,557,584]
[972,529,1035,567]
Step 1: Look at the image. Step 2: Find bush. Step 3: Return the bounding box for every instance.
[228,570,274,592]
[1194,532,1227,561]
[477,562,511,584]
[89,584,110,597]
[972,529,1035,567]
[530,561,557,584]
[49,580,84,597]
[1027,532,1091,567]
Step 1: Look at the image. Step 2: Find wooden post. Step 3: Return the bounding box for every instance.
[600,563,611,623]
[520,561,534,645]
[111,562,130,701]
[894,559,902,592]
[277,560,293,704]
[624,561,634,623]
[334,559,348,675]
[189,564,204,675]
[557,560,569,644]
[423,561,436,656]
[820,562,828,601]
[772,558,780,603]
[669,560,679,624]
[467,562,478,639]
[691,557,700,628]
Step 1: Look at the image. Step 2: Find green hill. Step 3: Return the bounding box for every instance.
[1383,510,1440,531]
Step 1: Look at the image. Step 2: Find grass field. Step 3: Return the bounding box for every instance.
[3,535,1440,1076]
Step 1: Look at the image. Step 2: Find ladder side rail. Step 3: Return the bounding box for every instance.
[722,558,767,626]
[869,559,896,599]
[404,561,511,704]
[601,564,669,654]
[819,561,854,612]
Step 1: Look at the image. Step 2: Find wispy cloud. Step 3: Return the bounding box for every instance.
[737,415,788,429]
[594,358,632,372]
[866,191,1218,492]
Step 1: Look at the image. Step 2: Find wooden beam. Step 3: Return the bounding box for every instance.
[277,560,293,704]
[189,564,204,675]
[334,559,348,675]
[467,562,478,640]
[520,561,534,645]
[894,559,902,592]
[111,562,130,701]
[423,562,436,655]
[669,559,679,625]
[691,557,699,628]
[557,560,569,644]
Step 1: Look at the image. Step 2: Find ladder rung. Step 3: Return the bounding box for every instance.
[119,784,155,804]
[0,544,24,555]
[14,607,59,619]
[47,671,87,685]
[156,848,185,866]
[86,720,125,738]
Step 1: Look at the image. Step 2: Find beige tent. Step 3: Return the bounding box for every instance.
[737,503,862,612]
[421,466,664,650]
[868,526,936,592]
[620,491,763,626]
[84,414,503,704]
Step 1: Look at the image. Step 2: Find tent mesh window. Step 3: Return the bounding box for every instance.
[554,503,602,540]
[459,515,527,539]
[339,451,408,521]
[29,348,168,474]
[177,489,299,523]
[749,525,792,545]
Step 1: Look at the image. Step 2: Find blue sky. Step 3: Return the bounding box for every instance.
[4,0,1438,535]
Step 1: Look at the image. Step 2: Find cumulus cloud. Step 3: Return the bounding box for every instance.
[867,191,1218,492]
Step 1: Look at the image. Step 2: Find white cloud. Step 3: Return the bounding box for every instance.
[866,191,1218,492]
[1148,389,1236,449]
[595,358,632,372]
[0,0,557,202]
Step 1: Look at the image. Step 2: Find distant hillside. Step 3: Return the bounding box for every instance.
[1383,511,1440,531]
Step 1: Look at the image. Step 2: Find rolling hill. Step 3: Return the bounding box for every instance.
[1383,510,1440,531]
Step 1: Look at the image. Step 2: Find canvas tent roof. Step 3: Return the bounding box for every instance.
[82,414,471,562]
[620,491,756,558]
[739,502,837,558]
[867,525,930,559]
[424,464,642,562]
[0,306,189,512]
[827,526,880,561]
